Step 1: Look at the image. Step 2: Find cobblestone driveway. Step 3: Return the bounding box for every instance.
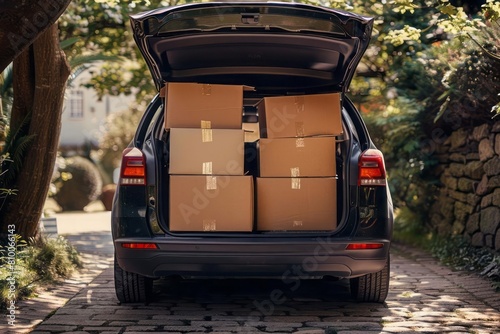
[6,242,498,334]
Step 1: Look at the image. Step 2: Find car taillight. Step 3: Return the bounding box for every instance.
[120,147,146,185]
[358,149,386,186]
[346,243,384,250]
[121,242,158,249]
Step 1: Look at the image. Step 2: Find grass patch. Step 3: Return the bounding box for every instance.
[0,235,82,309]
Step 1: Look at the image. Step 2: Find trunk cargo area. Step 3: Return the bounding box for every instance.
[159,83,348,234]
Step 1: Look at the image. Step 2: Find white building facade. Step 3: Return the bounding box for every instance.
[59,69,135,152]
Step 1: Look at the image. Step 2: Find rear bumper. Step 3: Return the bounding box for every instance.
[114,237,390,279]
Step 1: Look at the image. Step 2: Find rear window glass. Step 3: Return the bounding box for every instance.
[150,6,349,36]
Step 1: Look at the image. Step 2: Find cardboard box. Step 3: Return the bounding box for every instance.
[258,93,342,138]
[164,82,252,129]
[256,177,337,231]
[243,122,260,142]
[170,175,254,232]
[169,128,244,175]
[259,136,336,177]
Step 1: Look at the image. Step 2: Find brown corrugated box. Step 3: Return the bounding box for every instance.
[164,82,252,129]
[258,93,342,138]
[259,136,336,177]
[170,175,254,232]
[169,128,245,175]
[256,177,337,231]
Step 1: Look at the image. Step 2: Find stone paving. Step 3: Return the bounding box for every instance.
[2,240,499,334]
[2,211,499,333]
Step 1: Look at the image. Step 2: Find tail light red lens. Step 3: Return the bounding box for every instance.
[121,243,158,249]
[120,148,146,185]
[358,149,387,186]
[346,243,384,250]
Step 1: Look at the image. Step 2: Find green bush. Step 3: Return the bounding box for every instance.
[435,22,500,124]
[24,236,82,281]
[361,19,500,289]
[363,96,439,236]
[53,156,103,211]
[364,20,500,243]
[0,235,82,309]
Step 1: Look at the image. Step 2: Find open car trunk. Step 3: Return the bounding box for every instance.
[129,2,368,236]
[155,85,350,236]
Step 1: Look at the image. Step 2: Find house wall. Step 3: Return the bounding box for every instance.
[59,70,135,151]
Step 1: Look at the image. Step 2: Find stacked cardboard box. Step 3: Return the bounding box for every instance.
[166,83,254,232]
[258,93,342,139]
[256,93,341,231]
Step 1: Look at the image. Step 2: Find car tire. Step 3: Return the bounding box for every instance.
[350,255,390,303]
[114,256,153,303]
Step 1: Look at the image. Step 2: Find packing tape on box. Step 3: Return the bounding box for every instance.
[201,120,213,142]
[291,167,301,189]
[295,121,305,137]
[295,138,305,148]
[203,219,216,231]
[294,96,305,113]
[201,120,212,129]
[291,178,301,189]
[202,129,213,142]
[202,162,213,175]
[202,84,212,95]
[206,175,217,190]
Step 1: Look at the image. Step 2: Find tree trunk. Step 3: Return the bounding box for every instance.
[0,24,70,238]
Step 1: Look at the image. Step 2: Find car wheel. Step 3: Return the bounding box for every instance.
[114,256,153,303]
[350,255,390,303]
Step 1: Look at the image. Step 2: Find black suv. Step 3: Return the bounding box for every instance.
[113,1,393,303]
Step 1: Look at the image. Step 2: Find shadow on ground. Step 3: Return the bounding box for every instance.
[63,231,114,257]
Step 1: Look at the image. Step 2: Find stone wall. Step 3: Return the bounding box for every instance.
[430,121,500,251]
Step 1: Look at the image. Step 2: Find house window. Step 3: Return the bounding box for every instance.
[69,90,84,119]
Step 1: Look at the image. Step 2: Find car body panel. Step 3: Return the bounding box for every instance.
[114,236,390,279]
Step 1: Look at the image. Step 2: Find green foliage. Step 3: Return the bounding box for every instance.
[0,64,13,120]
[59,0,190,101]
[52,156,103,211]
[0,235,82,309]
[363,97,439,229]
[0,236,33,307]
[492,99,500,117]
[24,236,82,281]
[436,21,500,123]
[361,0,499,244]
[428,235,500,290]
[97,106,144,182]
[0,114,35,185]
[394,230,500,291]
[0,113,35,214]
[392,207,432,247]
[57,0,498,111]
